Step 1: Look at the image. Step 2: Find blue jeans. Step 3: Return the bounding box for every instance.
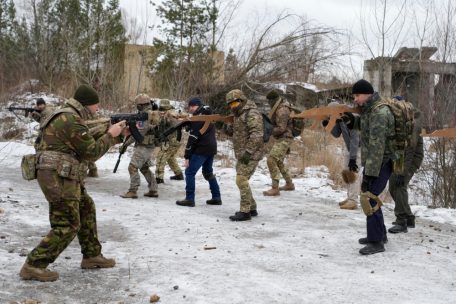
[365,160,392,242]
[185,154,221,202]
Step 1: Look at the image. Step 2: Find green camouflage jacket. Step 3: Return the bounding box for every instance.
[270,98,293,139]
[36,98,120,162]
[354,93,396,177]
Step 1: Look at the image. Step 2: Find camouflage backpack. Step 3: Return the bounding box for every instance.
[373,97,416,174]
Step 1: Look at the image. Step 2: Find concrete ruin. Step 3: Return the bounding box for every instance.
[364,47,456,126]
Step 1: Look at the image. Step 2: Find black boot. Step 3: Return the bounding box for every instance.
[229,211,251,221]
[359,235,388,245]
[176,199,195,207]
[206,198,222,205]
[170,173,184,180]
[388,222,408,234]
[359,242,385,255]
[392,216,415,228]
[156,177,164,184]
[250,210,258,217]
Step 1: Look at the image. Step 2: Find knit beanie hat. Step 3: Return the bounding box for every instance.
[188,96,202,106]
[74,84,99,106]
[352,79,374,94]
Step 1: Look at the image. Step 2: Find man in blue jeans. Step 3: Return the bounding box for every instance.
[176,97,222,207]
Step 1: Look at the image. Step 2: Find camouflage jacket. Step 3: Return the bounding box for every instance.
[232,99,264,161]
[36,98,120,163]
[161,109,181,148]
[270,98,293,139]
[353,93,396,177]
[31,105,55,124]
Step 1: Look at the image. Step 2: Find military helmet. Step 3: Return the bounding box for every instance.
[159,99,172,110]
[134,93,150,105]
[225,89,246,105]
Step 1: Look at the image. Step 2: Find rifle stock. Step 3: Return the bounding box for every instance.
[290,105,361,132]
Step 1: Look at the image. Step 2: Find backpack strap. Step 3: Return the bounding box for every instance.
[39,108,78,130]
[268,98,283,120]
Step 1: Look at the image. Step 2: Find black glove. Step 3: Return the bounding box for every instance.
[348,159,358,172]
[239,151,251,165]
[321,119,329,127]
[395,175,405,187]
[361,175,375,192]
[342,112,355,129]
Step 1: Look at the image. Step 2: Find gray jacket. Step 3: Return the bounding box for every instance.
[331,120,360,160]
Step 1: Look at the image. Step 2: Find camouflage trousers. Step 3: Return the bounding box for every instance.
[236,159,260,213]
[155,144,182,179]
[266,138,292,185]
[88,161,97,171]
[128,145,157,192]
[27,169,101,268]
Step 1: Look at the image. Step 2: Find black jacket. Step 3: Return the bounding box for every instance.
[184,105,217,159]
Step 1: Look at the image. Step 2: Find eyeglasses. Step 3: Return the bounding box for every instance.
[228,100,241,109]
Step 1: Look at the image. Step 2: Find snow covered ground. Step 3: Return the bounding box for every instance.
[1,141,455,304]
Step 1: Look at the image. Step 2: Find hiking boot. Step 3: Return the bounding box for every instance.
[144,190,159,197]
[19,263,59,282]
[338,199,348,207]
[170,173,184,180]
[359,242,385,255]
[263,186,280,196]
[388,224,408,234]
[229,211,251,221]
[250,210,258,217]
[87,169,98,178]
[81,254,116,269]
[359,235,388,245]
[206,198,222,205]
[279,182,295,191]
[176,199,195,207]
[156,177,164,184]
[340,200,357,210]
[392,217,415,228]
[120,191,138,199]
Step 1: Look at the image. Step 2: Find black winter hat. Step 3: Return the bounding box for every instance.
[352,79,374,94]
[35,98,46,106]
[266,89,283,100]
[74,84,99,106]
[188,96,202,106]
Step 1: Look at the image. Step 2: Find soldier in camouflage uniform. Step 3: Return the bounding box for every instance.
[30,98,52,123]
[263,89,295,196]
[19,84,126,282]
[155,99,183,183]
[225,89,264,221]
[388,107,423,233]
[345,79,395,255]
[120,93,159,198]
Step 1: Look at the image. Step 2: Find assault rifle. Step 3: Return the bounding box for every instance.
[420,128,456,138]
[159,114,234,142]
[110,111,159,143]
[7,106,41,118]
[290,105,361,132]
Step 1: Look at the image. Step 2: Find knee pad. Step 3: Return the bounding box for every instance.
[203,172,215,181]
[360,191,383,216]
[128,164,138,175]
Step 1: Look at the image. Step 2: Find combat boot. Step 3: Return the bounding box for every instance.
[19,263,59,282]
[250,210,258,217]
[206,198,222,205]
[176,199,195,207]
[81,254,116,269]
[359,242,385,255]
[392,216,415,228]
[388,220,408,234]
[120,191,138,199]
[338,199,348,206]
[340,200,357,210]
[156,177,164,184]
[170,173,184,180]
[263,186,280,196]
[359,235,388,245]
[279,182,295,191]
[87,169,98,178]
[229,211,251,221]
[144,190,159,197]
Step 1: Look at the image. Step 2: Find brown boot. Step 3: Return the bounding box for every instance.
[81,254,116,269]
[279,182,295,191]
[263,186,280,196]
[120,191,138,199]
[87,169,98,178]
[340,200,357,210]
[338,199,348,206]
[19,263,59,282]
[144,190,159,197]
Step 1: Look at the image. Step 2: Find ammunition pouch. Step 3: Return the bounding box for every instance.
[393,150,405,175]
[37,151,88,182]
[21,154,37,181]
[360,191,383,216]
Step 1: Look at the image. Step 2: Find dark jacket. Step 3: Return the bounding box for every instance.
[184,105,217,159]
